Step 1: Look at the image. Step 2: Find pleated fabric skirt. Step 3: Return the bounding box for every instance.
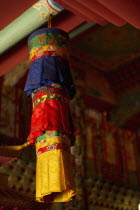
[27,86,78,202]
[36,131,75,202]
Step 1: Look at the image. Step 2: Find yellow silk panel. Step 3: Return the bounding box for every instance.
[36,138,75,202]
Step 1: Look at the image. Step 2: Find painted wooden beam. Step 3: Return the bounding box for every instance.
[0,0,63,54]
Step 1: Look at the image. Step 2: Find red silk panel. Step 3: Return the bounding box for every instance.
[27,88,79,144]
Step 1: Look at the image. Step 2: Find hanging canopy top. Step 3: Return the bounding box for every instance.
[24,28,76,99]
[28,28,69,42]
[28,27,69,63]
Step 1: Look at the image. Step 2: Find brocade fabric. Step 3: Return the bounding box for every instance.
[24,28,76,99]
[27,87,78,144]
[25,28,78,203]
[36,132,75,202]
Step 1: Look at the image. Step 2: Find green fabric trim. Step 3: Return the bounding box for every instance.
[36,130,64,142]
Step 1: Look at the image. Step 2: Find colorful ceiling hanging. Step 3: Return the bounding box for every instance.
[0,48,140,209]
[23,27,79,203]
[1,1,140,209]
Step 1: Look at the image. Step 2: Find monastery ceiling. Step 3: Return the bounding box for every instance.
[71,23,140,71]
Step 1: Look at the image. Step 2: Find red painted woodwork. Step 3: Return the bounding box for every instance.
[54,0,108,25]
[55,0,140,28]
[73,0,126,25]
[1,41,28,77]
[98,0,140,28]
[1,0,37,30]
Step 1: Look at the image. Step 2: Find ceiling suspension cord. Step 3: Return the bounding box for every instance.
[48,13,52,28]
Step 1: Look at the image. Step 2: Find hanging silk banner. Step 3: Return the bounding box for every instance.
[24,27,79,202]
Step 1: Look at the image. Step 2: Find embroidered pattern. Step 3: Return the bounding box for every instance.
[36,142,70,156]
[32,86,69,102]
[28,33,69,63]
[29,33,68,50]
[33,93,68,107]
[32,85,61,95]
[36,130,71,156]
[29,45,68,63]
